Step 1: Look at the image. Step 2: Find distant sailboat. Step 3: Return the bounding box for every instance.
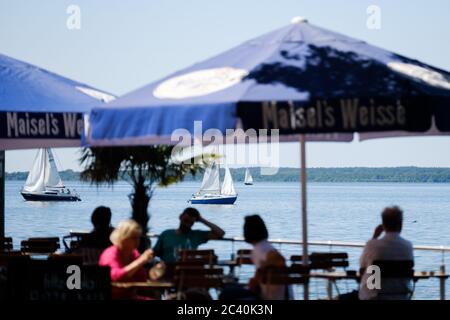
[21,148,81,201]
[190,161,237,204]
[244,168,253,185]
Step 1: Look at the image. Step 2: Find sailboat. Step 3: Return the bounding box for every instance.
[190,162,237,204]
[21,148,81,201]
[244,168,253,185]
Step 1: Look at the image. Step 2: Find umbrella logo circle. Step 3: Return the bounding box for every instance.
[153,67,249,99]
[387,62,450,90]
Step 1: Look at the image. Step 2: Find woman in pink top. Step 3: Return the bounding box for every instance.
[99,219,154,299]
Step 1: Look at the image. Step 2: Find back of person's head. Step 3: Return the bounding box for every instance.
[91,206,112,229]
[381,206,403,232]
[182,207,200,219]
[244,215,268,244]
[110,219,142,246]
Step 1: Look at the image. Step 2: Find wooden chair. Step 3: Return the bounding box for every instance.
[0,237,13,252]
[62,234,82,252]
[292,252,350,298]
[174,265,224,300]
[73,247,105,266]
[258,264,309,299]
[64,233,106,265]
[229,249,253,280]
[21,237,60,254]
[177,249,217,266]
[371,260,415,300]
[291,252,349,270]
[236,249,253,265]
[260,264,310,285]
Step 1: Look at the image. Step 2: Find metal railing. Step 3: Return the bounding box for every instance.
[148,233,450,259]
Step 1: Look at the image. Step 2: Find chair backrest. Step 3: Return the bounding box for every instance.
[370,260,415,300]
[0,237,13,252]
[72,247,105,266]
[372,260,414,278]
[177,249,217,265]
[48,253,84,265]
[174,265,224,288]
[292,252,349,270]
[236,249,253,265]
[21,237,60,254]
[62,234,81,252]
[259,264,310,285]
[175,260,207,267]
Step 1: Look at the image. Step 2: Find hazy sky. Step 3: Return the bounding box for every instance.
[1,0,450,172]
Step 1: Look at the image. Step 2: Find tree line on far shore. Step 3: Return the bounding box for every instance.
[6,167,450,183]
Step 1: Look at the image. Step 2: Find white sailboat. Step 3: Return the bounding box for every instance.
[190,161,237,204]
[244,168,254,185]
[21,148,81,201]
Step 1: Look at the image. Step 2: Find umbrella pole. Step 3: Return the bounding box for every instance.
[0,150,5,241]
[300,135,309,300]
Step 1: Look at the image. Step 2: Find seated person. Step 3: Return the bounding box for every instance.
[153,207,225,265]
[79,206,115,249]
[99,219,154,299]
[340,206,414,300]
[244,215,293,300]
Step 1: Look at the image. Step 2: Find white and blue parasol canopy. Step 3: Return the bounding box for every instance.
[85,18,450,146]
[0,53,115,150]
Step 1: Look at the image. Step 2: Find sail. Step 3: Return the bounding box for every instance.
[244,168,253,184]
[45,149,64,188]
[23,149,47,193]
[221,166,236,195]
[23,148,64,193]
[199,162,220,194]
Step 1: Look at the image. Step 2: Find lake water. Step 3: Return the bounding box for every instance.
[4,180,450,300]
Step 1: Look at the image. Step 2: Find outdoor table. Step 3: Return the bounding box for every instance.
[22,253,52,260]
[111,280,176,300]
[309,270,449,300]
[112,280,175,289]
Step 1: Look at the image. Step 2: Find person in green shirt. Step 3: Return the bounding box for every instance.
[153,207,225,263]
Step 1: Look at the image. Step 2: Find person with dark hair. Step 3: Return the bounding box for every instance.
[79,206,114,249]
[339,206,414,300]
[153,207,225,263]
[244,215,293,300]
[91,206,112,230]
[243,215,268,244]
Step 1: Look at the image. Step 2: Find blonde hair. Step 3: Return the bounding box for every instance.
[110,219,142,246]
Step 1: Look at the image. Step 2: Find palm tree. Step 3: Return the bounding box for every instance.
[80,146,206,250]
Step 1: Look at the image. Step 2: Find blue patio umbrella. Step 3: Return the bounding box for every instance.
[0,53,115,239]
[0,53,115,150]
[85,17,450,146]
[85,17,450,298]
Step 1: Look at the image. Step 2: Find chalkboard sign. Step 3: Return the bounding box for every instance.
[6,259,111,300]
[0,253,30,300]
